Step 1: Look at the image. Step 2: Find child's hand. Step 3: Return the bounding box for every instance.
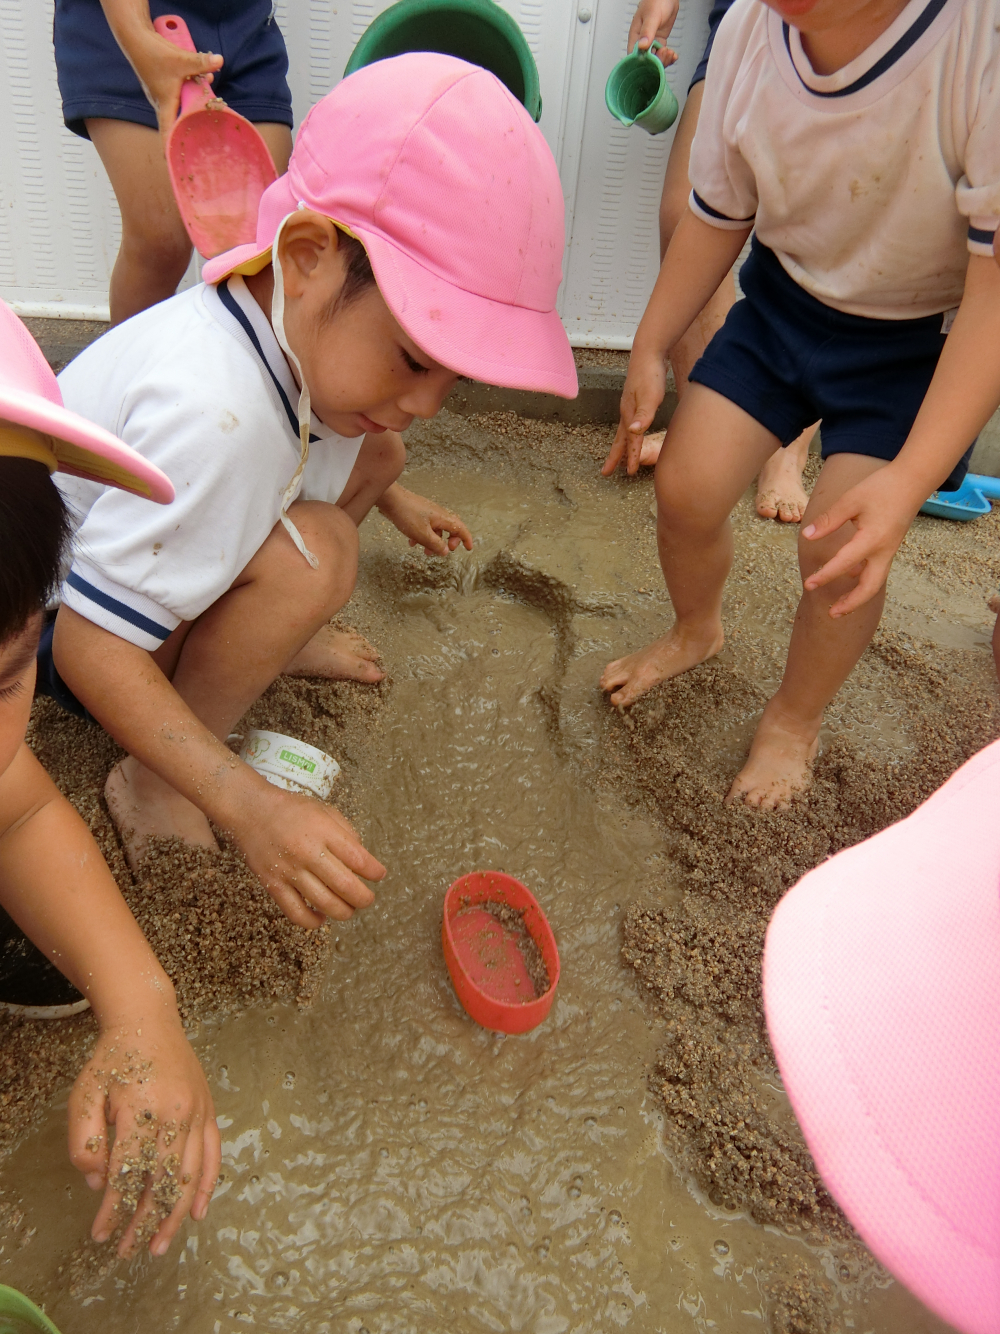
[100,5,224,133]
[628,0,680,64]
[801,463,921,616]
[602,350,668,476]
[68,1014,220,1258]
[230,782,385,929]
[377,484,474,557]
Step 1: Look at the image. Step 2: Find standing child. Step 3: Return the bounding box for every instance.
[0,302,219,1257]
[611,0,816,523]
[602,0,1000,809]
[54,0,294,323]
[44,54,577,924]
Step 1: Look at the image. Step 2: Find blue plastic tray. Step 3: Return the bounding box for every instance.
[920,473,1000,521]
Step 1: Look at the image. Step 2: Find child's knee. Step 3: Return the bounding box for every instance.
[120,218,191,279]
[268,501,359,610]
[654,456,722,534]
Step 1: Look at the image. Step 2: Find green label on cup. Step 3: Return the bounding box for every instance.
[279,749,317,773]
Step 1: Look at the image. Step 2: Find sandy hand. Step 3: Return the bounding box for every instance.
[111,22,223,134]
[228,780,385,928]
[602,351,668,477]
[377,484,474,557]
[68,1016,220,1258]
[802,464,917,616]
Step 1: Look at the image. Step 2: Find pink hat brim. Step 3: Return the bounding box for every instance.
[0,387,174,503]
[360,230,578,399]
[763,740,1000,1334]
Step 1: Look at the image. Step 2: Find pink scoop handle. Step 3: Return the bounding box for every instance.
[153,14,216,116]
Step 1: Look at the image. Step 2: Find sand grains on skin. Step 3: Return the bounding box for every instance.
[601,625,726,708]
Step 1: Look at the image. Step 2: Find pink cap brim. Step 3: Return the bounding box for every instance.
[0,387,174,503]
[764,740,1000,1334]
[360,229,578,398]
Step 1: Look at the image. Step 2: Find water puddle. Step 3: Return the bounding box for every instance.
[0,454,958,1333]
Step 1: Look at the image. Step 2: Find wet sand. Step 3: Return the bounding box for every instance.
[1,408,994,1331]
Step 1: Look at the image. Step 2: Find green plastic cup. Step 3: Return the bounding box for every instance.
[345,0,542,122]
[605,41,679,135]
[0,1287,62,1334]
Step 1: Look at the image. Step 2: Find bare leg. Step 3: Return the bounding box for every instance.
[601,385,781,706]
[86,120,192,325]
[991,594,1000,682]
[285,430,407,680]
[635,84,812,525]
[87,119,293,325]
[728,454,889,810]
[105,502,360,864]
[755,422,817,523]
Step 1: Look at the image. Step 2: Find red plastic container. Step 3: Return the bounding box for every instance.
[442,871,560,1034]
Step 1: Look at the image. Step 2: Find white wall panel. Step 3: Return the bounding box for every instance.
[558,0,710,347]
[0,0,710,346]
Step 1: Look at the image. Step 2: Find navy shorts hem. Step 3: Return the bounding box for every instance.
[820,436,974,492]
[687,362,803,446]
[63,97,293,140]
[55,0,292,142]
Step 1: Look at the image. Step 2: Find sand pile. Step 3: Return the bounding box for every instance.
[0,671,386,1167]
[606,630,999,1241]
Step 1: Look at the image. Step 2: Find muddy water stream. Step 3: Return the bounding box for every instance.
[0,455,956,1332]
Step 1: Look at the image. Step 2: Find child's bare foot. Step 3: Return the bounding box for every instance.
[601,624,724,707]
[755,447,810,522]
[725,702,820,811]
[639,430,665,468]
[285,625,384,683]
[105,757,218,869]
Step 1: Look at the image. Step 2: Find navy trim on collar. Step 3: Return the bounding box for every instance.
[782,0,949,99]
[216,279,319,444]
[692,190,756,224]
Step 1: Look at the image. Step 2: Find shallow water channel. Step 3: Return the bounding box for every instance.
[0,457,953,1332]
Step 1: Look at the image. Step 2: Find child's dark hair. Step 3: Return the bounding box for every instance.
[325,231,376,319]
[0,457,70,644]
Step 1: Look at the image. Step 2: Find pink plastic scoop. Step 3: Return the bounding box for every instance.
[153,14,277,259]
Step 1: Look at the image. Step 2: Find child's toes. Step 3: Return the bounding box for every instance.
[756,489,779,520]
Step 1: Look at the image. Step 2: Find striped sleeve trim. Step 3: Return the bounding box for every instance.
[61,561,178,651]
[968,224,997,257]
[689,189,756,231]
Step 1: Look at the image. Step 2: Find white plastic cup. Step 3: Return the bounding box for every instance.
[239,729,341,800]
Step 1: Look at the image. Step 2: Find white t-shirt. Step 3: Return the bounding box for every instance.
[56,277,365,651]
[689,0,1000,319]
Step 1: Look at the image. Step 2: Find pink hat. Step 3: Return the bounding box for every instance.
[0,302,173,503]
[763,740,1000,1334]
[202,53,578,400]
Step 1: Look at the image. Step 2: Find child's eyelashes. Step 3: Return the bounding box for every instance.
[0,679,25,703]
[400,347,429,375]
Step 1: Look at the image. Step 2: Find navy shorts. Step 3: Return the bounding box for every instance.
[689,238,974,492]
[689,0,735,91]
[54,0,292,140]
[35,614,95,723]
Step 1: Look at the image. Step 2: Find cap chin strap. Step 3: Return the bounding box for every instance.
[271,212,319,569]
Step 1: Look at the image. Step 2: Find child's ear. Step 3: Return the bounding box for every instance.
[276,214,341,296]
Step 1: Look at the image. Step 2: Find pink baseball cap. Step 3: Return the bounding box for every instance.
[0,301,173,503]
[764,740,1000,1334]
[203,53,578,400]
